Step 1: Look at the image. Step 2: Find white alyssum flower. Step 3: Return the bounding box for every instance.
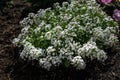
[79,40,107,61]
[20,41,43,60]
[13,38,20,44]
[71,56,86,69]
[46,46,56,55]
[47,56,62,66]
[39,58,52,70]
[13,0,118,70]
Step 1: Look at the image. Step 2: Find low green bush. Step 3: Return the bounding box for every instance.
[13,0,119,70]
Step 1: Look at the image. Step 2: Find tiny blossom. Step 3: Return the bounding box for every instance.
[46,46,56,54]
[39,58,52,70]
[13,38,20,44]
[82,41,107,61]
[108,34,118,46]
[71,56,86,69]
[48,56,62,66]
[45,31,52,40]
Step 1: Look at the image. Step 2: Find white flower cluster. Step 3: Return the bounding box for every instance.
[92,27,118,48]
[20,41,43,60]
[13,0,118,70]
[79,40,107,61]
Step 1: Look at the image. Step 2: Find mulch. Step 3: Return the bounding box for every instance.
[0,0,120,80]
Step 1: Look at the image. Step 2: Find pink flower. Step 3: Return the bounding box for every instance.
[112,9,120,21]
[98,0,112,4]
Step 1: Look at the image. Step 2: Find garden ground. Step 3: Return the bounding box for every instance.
[0,0,120,80]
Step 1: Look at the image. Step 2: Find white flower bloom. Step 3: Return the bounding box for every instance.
[46,46,56,55]
[39,58,52,70]
[20,41,43,60]
[12,38,20,44]
[97,50,107,61]
[53,26,63,32]
[45,31,52,40]
[92,27,104,40]
[79,41,107,61]
[45,24,52,31]
[34,27,41,33]
[108,34,118,46]
[71,56,86,69]
[21,26,30,33]
[48,56,62,66]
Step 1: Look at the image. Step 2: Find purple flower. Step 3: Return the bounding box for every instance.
[112,9,120,21]
[98,0,112,4]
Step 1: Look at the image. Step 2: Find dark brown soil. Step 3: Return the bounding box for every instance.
[0,0,30,80]
[0,0,120,80]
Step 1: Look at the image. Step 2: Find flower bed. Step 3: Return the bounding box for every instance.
[13,0,118,70]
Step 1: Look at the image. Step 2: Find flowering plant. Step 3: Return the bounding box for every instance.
[97,0,120,22]
[113,9,120,21]
[13,0,118,70]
